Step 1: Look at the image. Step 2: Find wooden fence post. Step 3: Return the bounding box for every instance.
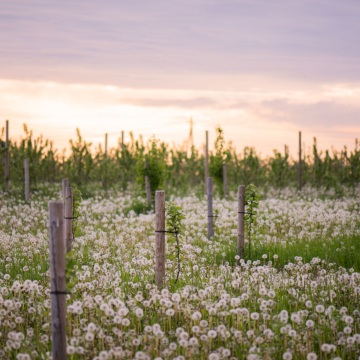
[24,158,30,201]
[62,179,69,202]
[298,131,302,191]
[205,130,209,194]
[104,133,108,158]
[207,177,214,238]
[5,120,9,192]
[121,130,125,154]
[64,187,73,253]
[48,201,67,360]
[237,185,245,258]
[145,176,151,207]
[155,191,165,286]
[223,162,228,199]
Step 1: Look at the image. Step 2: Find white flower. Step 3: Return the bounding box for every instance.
[135,308,144,318]
[191,311,202,321]
[85,332,94,341]
[306,353,317,360]
[209,354,220,360]
[67,346,75,355]
[208,330,217,339]
[306,320,314,328]
[283,352,292,360]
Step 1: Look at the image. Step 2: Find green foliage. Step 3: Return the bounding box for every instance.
[65,250,77,293]
[136,138,167,201]
[1,123,359,194]
[239,147,265,186]
[65,129,94,185]
[268,147,293,188]
[165,202,185,284]
[244,184,261,258]
[72,187,83,238]
[209,127,231,195]
[213,208,220,237]
[124,197,151,215]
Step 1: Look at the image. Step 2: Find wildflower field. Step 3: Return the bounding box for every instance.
[0,186,359,360]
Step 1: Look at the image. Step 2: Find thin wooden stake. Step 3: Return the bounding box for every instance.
[155,190,165,286]
[48,201,67,360]
[5,120,9,192]
[237,185,245,258]
[64,187,73,253]
[207,177,214,238]
[223,162,228,199]
[145,176,151,207]
[121,130,125,154]
[204,130,209,194]
[62,179,69,202]
[24,158,30,201]
[298,131,302,191]
[105,133,108,158]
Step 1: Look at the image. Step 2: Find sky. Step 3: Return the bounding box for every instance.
[0,0,359,157]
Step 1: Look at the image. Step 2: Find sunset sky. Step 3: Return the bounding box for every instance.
[1,0,359,157]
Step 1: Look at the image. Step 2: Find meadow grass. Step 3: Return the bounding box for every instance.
[0,186,359,359]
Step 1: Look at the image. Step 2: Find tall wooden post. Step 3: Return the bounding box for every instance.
[207,177,214,238]
[104,133,108,158]
[121,130,125,155]
[298,131,302,191]
[62,179,69,202]
[64,187,73,253]
[5,120,9,192]
[223,162,228,199]
[24,159,30,201]
[155,190,165,286]
[204,130,209,194]
[237,185,245,258]
[48,201,67,360]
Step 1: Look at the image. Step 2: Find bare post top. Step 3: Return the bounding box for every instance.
[121,130,125,154]
[62,179,69,202]
[105,133,108,157]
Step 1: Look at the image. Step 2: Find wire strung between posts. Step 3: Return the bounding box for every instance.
[50,291,68,295]
[155,230,179,234]
[238,211,246,214]
[64,216,78,219]
[208,215,219,218]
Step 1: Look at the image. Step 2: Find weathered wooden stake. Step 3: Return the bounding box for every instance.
[5,120,9,192]
[298,131,302,191]
[145,176,151,207]
[155,190,165,286]
[104,133,108,158]
[24,158,30,201]
[207,177,214,238]
[204,130,209,194]
[64,187,73,253]
[121,130,125,154]
[223,162,228,199]
[48,201,67,360]
[237,185,245,258]
[62,179,69,202]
